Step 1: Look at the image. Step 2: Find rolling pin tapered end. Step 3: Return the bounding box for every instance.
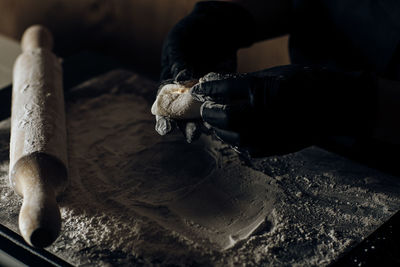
[30,228,58,248]
[11,153,68,248]
[19,191,61,248]
[21,25,54,52]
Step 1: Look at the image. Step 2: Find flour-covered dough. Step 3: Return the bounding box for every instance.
[151,83,202,119]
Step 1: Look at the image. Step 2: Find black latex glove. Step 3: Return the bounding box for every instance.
[191,65,377,157]
[157,1,256,142]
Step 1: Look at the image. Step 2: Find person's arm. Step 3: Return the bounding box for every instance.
[190,65,377,157]
[156,0,293,142]
[221,0,292,41]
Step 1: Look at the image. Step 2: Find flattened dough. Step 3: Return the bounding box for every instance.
[151,83,202,119]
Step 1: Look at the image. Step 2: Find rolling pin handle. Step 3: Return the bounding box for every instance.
[19,185,61,247]
[11,153,67,248]
[21,25,54,52]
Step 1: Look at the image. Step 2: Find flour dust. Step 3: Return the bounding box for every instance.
[0,71,399,266]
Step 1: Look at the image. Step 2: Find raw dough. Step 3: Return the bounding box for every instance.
[151,83,202,119]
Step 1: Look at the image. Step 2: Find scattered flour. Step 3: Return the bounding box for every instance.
[0,70,399,266]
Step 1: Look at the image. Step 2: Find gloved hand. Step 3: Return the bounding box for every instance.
[156,1,256,142]
[191,65,377,157]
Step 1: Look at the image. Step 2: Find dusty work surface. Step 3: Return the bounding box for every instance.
[0,70,400,266]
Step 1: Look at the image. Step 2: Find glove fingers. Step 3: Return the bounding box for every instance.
[161,60,188,81]
[213,127,241,147]
[191,77,252,103]
[177,120,202,143]
[200,101,251,132]
[175,69,194,83]
[155,115,175,136]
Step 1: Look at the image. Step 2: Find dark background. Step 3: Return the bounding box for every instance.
[0,0,289,79]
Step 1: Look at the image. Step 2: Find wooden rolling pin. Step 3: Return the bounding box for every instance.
[9,25,68,248]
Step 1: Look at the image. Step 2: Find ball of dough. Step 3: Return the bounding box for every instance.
[151,83,202,119]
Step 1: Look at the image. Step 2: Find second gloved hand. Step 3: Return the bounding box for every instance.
[191,65,377,157]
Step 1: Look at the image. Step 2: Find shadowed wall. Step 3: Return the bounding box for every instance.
[0,0,289,78]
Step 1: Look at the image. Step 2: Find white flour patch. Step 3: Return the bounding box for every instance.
[52,91,278,265]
